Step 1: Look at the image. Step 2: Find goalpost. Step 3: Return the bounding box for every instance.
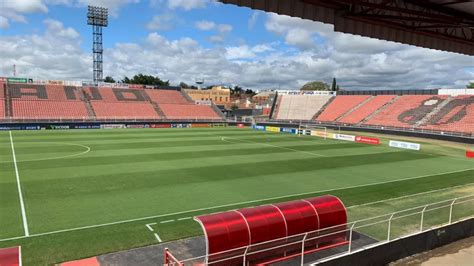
[298,123,328,139]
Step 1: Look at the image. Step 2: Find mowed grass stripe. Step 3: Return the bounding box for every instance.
[3,168,473,241]
[0,134,24,238]
[21,151,437,200]
[12,142,375,169]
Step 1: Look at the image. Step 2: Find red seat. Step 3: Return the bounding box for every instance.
[339,95,396,124]
[316,95,371,122]
[146,90,190,104]
[91,102,160,119]
[12,100,89,119]
[159,104,221,119]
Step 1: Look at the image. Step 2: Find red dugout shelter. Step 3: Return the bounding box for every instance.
[193,195,347,265]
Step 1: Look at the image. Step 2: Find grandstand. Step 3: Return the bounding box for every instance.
[269,92,474,136]
[0,83,224,121]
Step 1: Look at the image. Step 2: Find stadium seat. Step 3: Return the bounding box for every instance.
[145,89,190,104]
[339,95,396,124]
[159,104,221,119]
[364,95,448,128]
[316,95,371,122]
[274,95,332,120]
[91,102,161,119]
[12,99,89,119]
[420,95,474,134]
[0,100,4,118]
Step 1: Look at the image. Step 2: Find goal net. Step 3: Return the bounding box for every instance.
[298,124,328,139]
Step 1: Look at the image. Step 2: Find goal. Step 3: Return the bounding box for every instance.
[298,123,328,139]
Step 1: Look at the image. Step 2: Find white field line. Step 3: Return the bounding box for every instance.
[154,233,162,243]
[145,223,156,232]
[177,217,192,221]
[160,220,175,224]
[0,142,91,163]
[9,131,29,237]
[220,136,328,157]
[346,182,474,209]
[1,167,473,242]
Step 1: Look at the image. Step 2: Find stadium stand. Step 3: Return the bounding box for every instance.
[3,83,223,121]
[364,95,448,128]
[145,89,190,104]
[421,95,474,134]
[274,95,332,120]
[91,102,160,119]
[339,95,396,124]
[12,100,89,119]
[316,95,371,122]
[0,100,4,119]
[159,104,222,119]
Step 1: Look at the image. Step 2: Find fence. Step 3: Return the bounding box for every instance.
[164,195,474,265]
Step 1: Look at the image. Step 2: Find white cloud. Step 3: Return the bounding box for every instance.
[248,11,259,30]
[217,24,232,33]
[195,20,215,31]
[147,13,177,31]
[167,0,209,10]
[0,15,472,91]
[0,16,9,29]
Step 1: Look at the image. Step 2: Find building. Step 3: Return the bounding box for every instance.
[184,86,230,104]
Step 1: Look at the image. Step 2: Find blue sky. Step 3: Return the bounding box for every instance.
[0,0,473,90]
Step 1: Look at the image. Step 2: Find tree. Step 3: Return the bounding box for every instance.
[467,82,474,89]
[104,76,115,83]
[121,74,169,86]
[179,82,189,88]
[331,77,337,91]
[232,86,243,95]
[245,89,256,96]
[301,81,330,91]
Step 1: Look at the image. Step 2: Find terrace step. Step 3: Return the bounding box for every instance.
[336,96,374,122]
[360,95,400,125]
[5,84,12,118]
[312,96,336,120]
[142,91,166,118]
[415,96,453,127]
[80,90,97,119]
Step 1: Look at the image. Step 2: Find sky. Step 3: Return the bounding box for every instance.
[0,0,473,90]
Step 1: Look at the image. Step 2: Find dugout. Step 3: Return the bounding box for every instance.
[193,195,347,265]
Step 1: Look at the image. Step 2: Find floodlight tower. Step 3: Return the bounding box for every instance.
[87,5,108,84]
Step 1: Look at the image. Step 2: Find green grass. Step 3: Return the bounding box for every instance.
[0,127,473,265]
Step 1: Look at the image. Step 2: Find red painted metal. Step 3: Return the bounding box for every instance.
[466,150,474,158]
[194,195,347,265]
[236,205,287,244]
[195,210,250,255]
[273,200,319,236]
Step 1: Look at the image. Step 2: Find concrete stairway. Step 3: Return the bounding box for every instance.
[336,96,374,122]
[415,96,453,127]
[359,95,400,125]
[80,90,97,119]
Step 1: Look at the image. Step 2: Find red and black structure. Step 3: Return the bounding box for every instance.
[192,195,348,265]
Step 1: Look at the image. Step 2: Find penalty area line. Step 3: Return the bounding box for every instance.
[0,167,473,243]
[9,131,29,237]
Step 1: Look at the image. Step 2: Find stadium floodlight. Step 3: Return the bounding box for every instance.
[87,5,108,84]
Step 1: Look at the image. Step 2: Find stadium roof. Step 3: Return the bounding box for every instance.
[219,0,474,56]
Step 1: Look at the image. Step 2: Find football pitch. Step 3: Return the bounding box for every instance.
[0,127,473,265]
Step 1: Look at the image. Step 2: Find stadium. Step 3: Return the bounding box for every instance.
[0,1,473,266]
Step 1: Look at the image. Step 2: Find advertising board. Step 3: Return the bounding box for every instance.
[389,140,421,151]
[49,125,70,130]
[355,136,380,145]
[126,124,149,129]
[253,125,266,131]
[191,124,210,128]
[333,134,356,142]
[101,124,126,129]
[266,126,280,133]
[150,124,171,128]
[280,128,297,134]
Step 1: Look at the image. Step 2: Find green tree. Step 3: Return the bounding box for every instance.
[122,74,169,86]
[245,89,256,96]
[301,81,330,91]
[467,82,474,89]
[331,77,337,91]
[104,76,115,83]
[179,82,189,88]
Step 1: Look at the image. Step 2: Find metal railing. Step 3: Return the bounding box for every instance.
[165,195,474,265]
